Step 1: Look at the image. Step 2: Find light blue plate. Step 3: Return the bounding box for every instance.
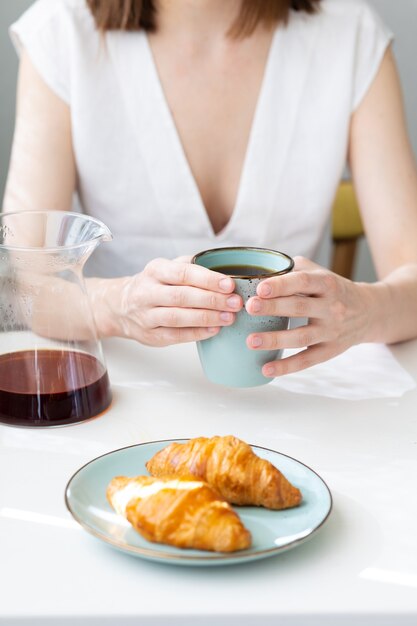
[65,440,332,566]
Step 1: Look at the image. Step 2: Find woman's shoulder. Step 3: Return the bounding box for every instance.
[279,0,393,112]
[318,0,380,19]
[311,0,390,36]
[10,0,98,104]
[19,0,92,19]
[286,0,391,49]
[13,0,95,37]
[285,0,392,58]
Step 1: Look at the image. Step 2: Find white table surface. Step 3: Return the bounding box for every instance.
[1,337,417,626]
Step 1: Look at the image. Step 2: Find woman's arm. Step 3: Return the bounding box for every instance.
[2,52,76,213]
[3,54,241,345]
[246,46,417,376]
[349,46,417,343]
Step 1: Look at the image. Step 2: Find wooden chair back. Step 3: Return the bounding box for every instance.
[331,180,364,279]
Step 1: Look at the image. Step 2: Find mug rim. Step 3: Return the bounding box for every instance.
[191,246,294,278]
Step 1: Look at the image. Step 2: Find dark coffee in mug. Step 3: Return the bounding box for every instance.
[212,265,277,277]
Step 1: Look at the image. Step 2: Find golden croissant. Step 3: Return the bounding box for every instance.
[107,474,252,553]
[146,435,302,510]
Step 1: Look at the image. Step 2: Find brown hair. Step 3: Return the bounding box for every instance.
[86,0,321,37]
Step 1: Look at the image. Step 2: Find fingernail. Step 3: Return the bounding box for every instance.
[251,299,262,313]
[259,283,272,297]
[227,295,240,309]
[263,365,275,377]
[251,336,263,348]
[220,311,233,322]
[219,277,233,292]
[207,327,218,334]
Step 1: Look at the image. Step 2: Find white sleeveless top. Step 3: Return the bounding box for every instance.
[10,0,392,278]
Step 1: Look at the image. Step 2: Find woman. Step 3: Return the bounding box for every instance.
[4,0,417,377]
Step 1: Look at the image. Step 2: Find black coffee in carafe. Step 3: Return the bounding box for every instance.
[0,349,111,426]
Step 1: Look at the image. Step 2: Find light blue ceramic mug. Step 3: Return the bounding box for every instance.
[192,246,294,387]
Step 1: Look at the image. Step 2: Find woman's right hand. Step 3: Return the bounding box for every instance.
[89,257,243,346]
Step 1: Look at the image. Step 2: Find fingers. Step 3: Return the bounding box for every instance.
[150,285,242,312]
[149,306,237,329]
[247,324,333,351]
[173,255,192,263]
[121,259,245,347]
[145,258,235,294]
[256,268,337,299]
[146,326,222,347]
[246,294,326,319]
[261,343,344,378]
[134,258,349,357]
[293,255,322,271]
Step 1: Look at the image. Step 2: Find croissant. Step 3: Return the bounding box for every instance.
[146,436,302,510]
[107,474,252,553]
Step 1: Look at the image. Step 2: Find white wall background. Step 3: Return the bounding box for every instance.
[0,0,416,281]
[0,0,32,195]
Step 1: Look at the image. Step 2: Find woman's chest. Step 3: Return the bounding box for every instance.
[73,22,353,248]
[146,31,275,234]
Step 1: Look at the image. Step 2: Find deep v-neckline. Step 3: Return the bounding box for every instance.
[108,13,319,250]
[142,29,279,239]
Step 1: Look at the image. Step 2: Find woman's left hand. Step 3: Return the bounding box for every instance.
[245,256,380,377]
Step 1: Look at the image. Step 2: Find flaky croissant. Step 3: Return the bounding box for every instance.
[107,474,252,553]
[146,436,302,510]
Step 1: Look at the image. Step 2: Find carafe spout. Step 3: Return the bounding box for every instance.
[92,222,113,245]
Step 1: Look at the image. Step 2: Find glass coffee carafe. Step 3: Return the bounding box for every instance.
[0,210,113,427]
